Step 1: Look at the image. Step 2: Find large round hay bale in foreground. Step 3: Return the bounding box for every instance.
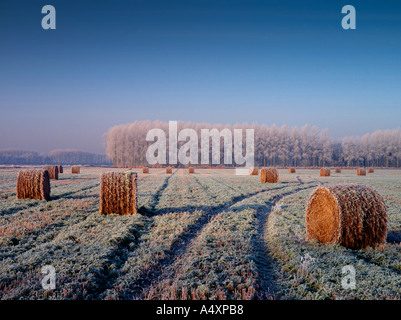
[99,171,138,215]
[17,170,50,201]
[320,168,331,176]
[305,184,387,249]
[42,165,59,180]
[288,167,296,173]
[357,168,366,176]
[188,167,194,174]
[249,167,258,175]
[71,166,80,174]
[260,167,278,183]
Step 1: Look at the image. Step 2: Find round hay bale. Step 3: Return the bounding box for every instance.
[143,167,149,174]
[334,168,341,173]
[305,184,387,249]
[17,170,50,201]
[188,167,194,174]
[99,171,138,215]
[320,168,331,177]
[367,168,374,173]
[42,165,59,180]
[166,166,172,174]
[249,167,258,175]
[71,166,80,174]
[56,165,63,174]
[357,168,366,176]
[260,167,278,183]
[288,167,296,173]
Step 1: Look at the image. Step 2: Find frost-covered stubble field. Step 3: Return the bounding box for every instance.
[1,166,401,300]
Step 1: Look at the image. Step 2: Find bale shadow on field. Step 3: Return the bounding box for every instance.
[387,230,401,244]
[51,184,99,200]
[0,202,41,216]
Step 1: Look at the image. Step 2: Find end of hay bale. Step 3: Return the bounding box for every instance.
[367,168,374,173]
[305,184,387,249]
[17,169,51,201]
[249,167,258,175]
[166,166,172,174]
[99,171,138,215]
[334,168,341,173]
[320,168,331,176]
[57,165,63,174]
[71,166,80,174]
[42,165,59,180]
[288,167,296,173]
[143,167,149,174]
[357,168,366,176]
[260,167,278,183]
[188,167,195,174]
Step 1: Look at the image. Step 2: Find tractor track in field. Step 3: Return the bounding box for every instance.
[204,175,246,196]
[251,183,319,299]
[134,180,319,300]
[138,170,177,214]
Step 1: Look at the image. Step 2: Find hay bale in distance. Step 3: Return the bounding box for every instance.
[99,171,138,215]
[368,168,374,173]
[42,165,59,180]
[357,168,366,176]
[288,167,296,173]
[305,184,387,249]
[188,167,194,174]
[166,166,172,174]
[143,167,149,174]
[260,167,278,183]
[249,167,258,175]
[260,168,267,183]
[320,168,331,177]
[334,168,341,173]
[17,170,50,201]
[71,166,80,174]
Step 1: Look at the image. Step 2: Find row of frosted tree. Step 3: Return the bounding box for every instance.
[0,149,112,165]
[104,121,401,168]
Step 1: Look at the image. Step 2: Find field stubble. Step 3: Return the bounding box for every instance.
[0,167,401,299]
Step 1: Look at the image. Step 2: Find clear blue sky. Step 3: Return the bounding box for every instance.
[1,0,400,154]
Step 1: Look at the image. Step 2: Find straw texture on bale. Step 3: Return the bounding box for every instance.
[166,166,172,174]
[335,168,341,173]
[357,168,366,176]
[260,167,278,183]
[71,166,80,174]
[57,165,63,174]
[368,168,374,173]
[249,167,258,175]
[320,168,331,176]
[17,170,50,201]
[99,171,138,215]
[305,184,387,249]
[143,167,149,174]
[42,165,59,180]
[188,167,194,174]
[288,168,296,173]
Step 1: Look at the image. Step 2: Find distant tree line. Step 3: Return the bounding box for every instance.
[105,121,401,168]
[0,149,112,165]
